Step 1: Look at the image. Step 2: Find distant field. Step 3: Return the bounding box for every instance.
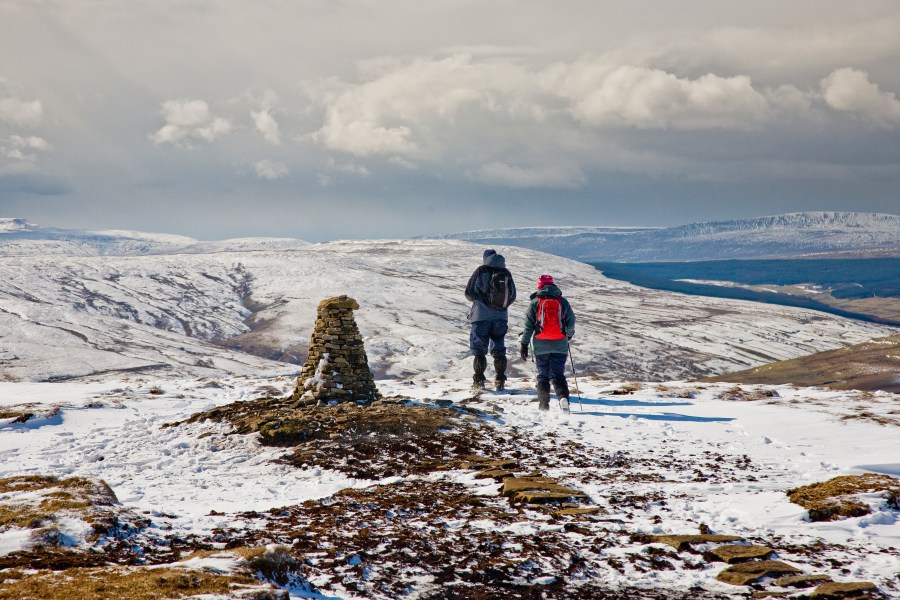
[593,258,900,327]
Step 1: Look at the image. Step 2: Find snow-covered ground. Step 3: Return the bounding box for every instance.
[1,238,894,384]
[1,222,898,597]
[0,375,897,597]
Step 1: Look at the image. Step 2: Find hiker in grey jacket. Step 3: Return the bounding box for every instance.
[465,249,516,390]
[520,274,576,411]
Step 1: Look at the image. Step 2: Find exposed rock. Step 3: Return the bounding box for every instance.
[809,581,879,598]
[501,476,587,504]
[773,574,832,588]
[473,468,516,480]
[460,456,518,471]
[290,296,380,405]
[649,534,743,552]
[787,473,900,522]
[703,544,774,564]
[715,560,803,586]
[553,506,606,517]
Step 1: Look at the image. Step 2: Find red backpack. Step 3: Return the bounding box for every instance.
[535,297,566,340]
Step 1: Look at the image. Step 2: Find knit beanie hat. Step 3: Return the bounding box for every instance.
[483,249,497,260]
[537,274,555,289]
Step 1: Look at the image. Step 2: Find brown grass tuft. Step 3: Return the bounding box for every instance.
[0,565,283,600]
[787,473,900,521]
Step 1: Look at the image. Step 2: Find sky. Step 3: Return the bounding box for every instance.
[1,0,899,242]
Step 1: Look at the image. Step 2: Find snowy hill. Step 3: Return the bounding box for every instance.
[438,212,900,262]
[0,217,309,256]
[1,222,898,598]
[0,227,895,384]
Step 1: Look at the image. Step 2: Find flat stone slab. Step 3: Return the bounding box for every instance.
[501,477,587,499]
[649,534,743,552]
[473,468,516,480]
[810,582,879,598]
[554,506,606,517]
[774,574,832,588]
[703,544,774,564]
[716,560,803,586]
[512,490,586,504]
[461,456,518,471]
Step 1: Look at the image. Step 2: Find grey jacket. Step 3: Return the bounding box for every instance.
[519,284,576,355]
[465,253,517,322]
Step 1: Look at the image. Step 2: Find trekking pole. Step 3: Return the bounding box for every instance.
[566,341,584,412]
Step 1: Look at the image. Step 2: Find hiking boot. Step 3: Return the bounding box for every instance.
[559,397,570,412]
[492,353,507,384]
[551,376,570,400]
[473,354,487,391]
[494,379,505,391]
[537,380,551,411]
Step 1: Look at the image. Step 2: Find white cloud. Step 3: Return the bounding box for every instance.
[310,54,545,159]
[309,53,781,171]
[820,68,900,128]
[0,96,43,127]
[2,134,50,161]
[326,157,369,176]
[252,109,281,144]
[469,161,586,189]
[389,156,418,170]
[150,99,232,145]
[254,159,288,180]
[551,63,770,130]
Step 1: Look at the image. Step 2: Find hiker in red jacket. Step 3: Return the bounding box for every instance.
[519,274,576,411]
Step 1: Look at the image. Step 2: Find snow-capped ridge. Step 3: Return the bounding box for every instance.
[438,212,900,262]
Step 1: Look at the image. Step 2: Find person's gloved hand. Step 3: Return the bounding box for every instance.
[520,344,529,361]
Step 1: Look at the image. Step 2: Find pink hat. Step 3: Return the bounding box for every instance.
[537,274,555,289]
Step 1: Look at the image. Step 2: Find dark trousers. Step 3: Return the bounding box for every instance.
[469,320,508,357]
[535,353,567,384]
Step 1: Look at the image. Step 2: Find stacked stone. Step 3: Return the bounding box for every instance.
[291,295,380,406]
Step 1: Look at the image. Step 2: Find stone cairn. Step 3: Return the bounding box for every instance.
[291,295,380,406]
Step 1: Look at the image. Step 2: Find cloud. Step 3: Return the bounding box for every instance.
[254,159,288,180]
[2,135,50,161]
[252,108,281,144]
[469,161,586,189]
[150,99,232,145]
[309,53,781,170]
[553,64,770,129]
[310,54,544,159]
[326,157,369,176]
[820,68,900,127]
[0,96,43,127]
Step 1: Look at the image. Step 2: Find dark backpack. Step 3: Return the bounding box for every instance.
[535,297,566,340]
[484,269,512,309]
